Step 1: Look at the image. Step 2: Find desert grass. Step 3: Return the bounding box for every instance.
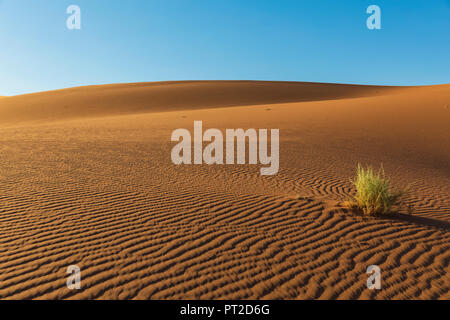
[346,164,409,216]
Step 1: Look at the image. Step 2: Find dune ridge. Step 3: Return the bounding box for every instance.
[0,81,410,125]
[0,81,448,300]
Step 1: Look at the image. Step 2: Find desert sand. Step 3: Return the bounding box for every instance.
[0,81,448,299]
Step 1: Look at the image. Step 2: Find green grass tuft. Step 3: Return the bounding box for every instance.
[347,164,408,216]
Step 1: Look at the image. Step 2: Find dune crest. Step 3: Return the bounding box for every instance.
[0,81,409,125]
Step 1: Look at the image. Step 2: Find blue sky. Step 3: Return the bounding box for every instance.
[0,0,449,96]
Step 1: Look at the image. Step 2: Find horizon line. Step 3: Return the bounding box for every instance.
[2,80,450,98]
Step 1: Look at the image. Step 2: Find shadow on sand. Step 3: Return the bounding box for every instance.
[387,213,450,232]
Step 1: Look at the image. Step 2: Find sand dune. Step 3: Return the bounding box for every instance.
[0,81,448,300]
[0,81,406,125]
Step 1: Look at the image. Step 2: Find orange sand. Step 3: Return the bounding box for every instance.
[0,81,448,299]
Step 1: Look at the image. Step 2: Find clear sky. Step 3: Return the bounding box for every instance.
[0,0,449,96]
